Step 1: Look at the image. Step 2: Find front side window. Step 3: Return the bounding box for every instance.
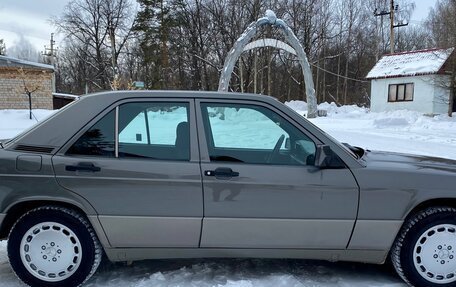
[388,83,414,102]
[201,103,316,166]
[118,102,190,160]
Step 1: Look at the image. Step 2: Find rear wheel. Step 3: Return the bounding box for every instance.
[7,206,102,287]
[392,207,456,287]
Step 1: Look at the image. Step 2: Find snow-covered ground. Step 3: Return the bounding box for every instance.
[0,109,56,140]
[287,101,456,160]
[1,103,455,286]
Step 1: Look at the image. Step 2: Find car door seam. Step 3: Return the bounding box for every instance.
[345,166,362,249]
[194,98,205,248]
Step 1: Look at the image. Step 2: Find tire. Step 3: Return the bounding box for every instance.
[7,206,102,287]
[391,207,456,287]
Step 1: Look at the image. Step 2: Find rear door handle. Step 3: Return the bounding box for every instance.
[204,167,239,179]
[65,162,101,172]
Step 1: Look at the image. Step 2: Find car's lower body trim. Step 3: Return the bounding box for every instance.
[105,247,389,264]
[98,216,201,248]
[200,218,354,249]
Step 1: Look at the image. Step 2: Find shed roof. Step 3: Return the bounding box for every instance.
[366,47,454,79]
[53,92,80,99]
[0,55,54,71]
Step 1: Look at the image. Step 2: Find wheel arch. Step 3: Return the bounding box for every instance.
[392,198,456,244]
[1,200,93,240]
[404,198,456,221]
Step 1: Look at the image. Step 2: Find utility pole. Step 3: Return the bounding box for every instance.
[43,33,56,65]
[390,0,395,54]
[42,33,57,92]
[374,0,408,54]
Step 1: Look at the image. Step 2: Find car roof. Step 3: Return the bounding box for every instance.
[83,90,279,102]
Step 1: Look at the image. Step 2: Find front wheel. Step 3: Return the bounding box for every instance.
[7,206,102,287]
[392,207,456,287]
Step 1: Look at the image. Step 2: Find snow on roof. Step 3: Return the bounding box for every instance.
[366,48,454,79]
[0,55,54,71]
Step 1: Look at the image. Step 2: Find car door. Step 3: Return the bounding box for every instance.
[53,98,203,248]
[196,99,359,249]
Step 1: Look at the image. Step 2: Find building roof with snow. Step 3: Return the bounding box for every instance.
[0,55,54,71]
[366,48,454,79]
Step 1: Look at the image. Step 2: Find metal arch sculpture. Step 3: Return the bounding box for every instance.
[243,38,297,55]
[218,10,317,118]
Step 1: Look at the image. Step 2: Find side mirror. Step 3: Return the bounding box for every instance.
[314,145,345,169]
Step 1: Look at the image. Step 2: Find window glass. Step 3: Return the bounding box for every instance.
[388,85,397,101]
[67,110,115,157]
[119,110,148,144]
[405,83,414,100]
[208,107,286,149]
[201,103,316,166]
[388,83,414,102]
[118,102,189,160]
[397,84,405,101]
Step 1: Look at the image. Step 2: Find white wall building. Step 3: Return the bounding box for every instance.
[367,48,454,114]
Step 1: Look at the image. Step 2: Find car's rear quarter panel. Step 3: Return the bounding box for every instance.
[0,150,95,214]
[0,149,112,247]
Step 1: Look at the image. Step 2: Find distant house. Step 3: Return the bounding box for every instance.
[366,48,455,114]
[0,55,55,110]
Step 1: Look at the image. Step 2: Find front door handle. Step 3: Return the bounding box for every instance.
[204,167,239,179]
[65,162,101,172]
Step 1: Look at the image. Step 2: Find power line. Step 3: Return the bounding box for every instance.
[310,62,369,83]
[278,52,369,83]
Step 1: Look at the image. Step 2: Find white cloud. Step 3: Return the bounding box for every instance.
[0,1,70,52]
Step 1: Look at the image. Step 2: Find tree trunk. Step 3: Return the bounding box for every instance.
[109,25,118,90]
[267,48,272,95]
[254,51,258,94]
[450,73,455,117]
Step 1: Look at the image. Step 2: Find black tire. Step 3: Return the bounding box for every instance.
[391,206,456,287]
[7,206,102,287]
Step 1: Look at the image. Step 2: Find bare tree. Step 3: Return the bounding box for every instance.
[54,0,441,109]
[53,0,136,91]
[17,68,48,120]
[426,0,456,116]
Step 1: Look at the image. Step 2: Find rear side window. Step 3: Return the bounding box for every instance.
[118,102,190,160]
[67,110,115,157]
[66,102,190,161]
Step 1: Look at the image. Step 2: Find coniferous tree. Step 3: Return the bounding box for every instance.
[134,0,185,89]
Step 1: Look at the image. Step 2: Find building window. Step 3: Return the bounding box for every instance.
[388,83,414,102]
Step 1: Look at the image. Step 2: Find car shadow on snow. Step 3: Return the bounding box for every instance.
[88,258,406,287]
